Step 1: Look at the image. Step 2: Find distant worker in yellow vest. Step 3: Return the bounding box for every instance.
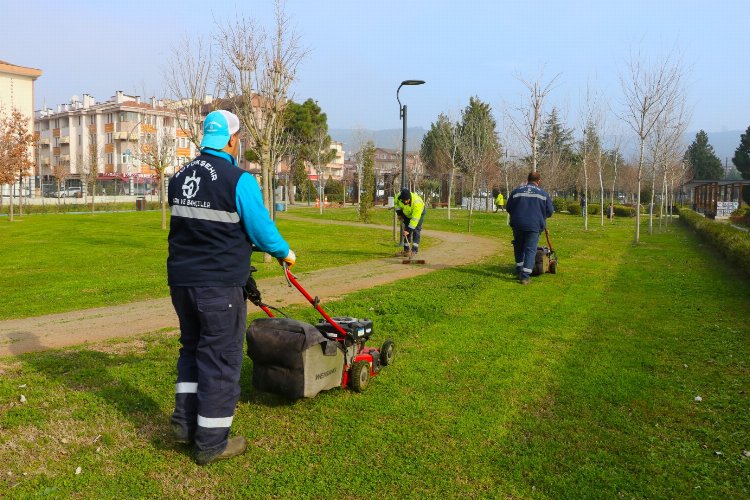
[495,191,505,212]
[395,188,426,255]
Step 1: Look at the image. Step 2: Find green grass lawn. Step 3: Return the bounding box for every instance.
[0,211,398,320]
[1,212,749,497]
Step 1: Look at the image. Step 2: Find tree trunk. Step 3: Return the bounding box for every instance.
[9,181,15,222]
[648,163,656,235]
[18,174,23,216]
[447,167,455,221]
[467,173,477,233]
[610,155,619,208]
[583,155,589,232]
[635,140,645,244]
[161,170,167,230]
[598,149,604,226]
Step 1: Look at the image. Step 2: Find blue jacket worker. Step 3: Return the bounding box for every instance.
[167,110,296,465]
[506,171,554,285]
[394,188,426,254]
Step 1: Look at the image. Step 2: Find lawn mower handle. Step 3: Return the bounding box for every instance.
[545,227,554,252]
[283,264,348,337]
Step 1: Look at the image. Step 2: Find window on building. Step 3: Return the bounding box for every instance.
[106,113,113,124]
[89,115,96,125]
[107,153,113,165]
[78,134,81,146]
[107,133,113,143]
[119,111,140,123]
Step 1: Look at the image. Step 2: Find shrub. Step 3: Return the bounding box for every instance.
[566,202,600,215]
[613,204,636,217]
[567,202,582,215]
[678,207,750,276]
[552,197,568,213]
[729,206,750,227]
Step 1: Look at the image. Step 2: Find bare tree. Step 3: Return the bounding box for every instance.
[579,86,604,230]
[458,97,500,232]
[82,143,101,213]
[216,0,306,210]
[618,50,684,243]
[51,163,67,206]
[424,112,462,220]
[133,125,176,229]
[164,35,214,149]
[608,133,624,209]
[510,72,560,172]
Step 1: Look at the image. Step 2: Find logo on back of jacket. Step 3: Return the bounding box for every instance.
[182,172,201,199]
[173,160,218,208]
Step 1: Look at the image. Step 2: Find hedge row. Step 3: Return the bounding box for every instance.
[0,200,162,216]
[729,206,750,227]
[677,207,750,276]
[566,202,648,217]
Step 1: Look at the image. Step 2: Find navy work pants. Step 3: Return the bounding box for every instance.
[170,286,246,463]
[398,210,426,253]
[512,229,541,280]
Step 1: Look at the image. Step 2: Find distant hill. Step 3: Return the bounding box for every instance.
[330,127,426,153]
[690,129,744,164]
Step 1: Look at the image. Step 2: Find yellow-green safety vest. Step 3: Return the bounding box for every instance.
[394,192,425,229]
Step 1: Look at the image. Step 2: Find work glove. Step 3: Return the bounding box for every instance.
[278,249,296,268]
[244,274,263,305]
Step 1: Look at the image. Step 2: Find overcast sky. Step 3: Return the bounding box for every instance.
[2,0,748,138]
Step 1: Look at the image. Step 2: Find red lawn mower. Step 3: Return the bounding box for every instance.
[245,265,394,398]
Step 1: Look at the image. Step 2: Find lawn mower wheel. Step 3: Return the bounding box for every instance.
[380,340,395,366]
[350,361,370,392]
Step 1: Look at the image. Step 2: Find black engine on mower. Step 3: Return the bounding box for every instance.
[315,316,373,346]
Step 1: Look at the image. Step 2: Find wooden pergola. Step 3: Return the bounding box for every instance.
[692,180,750,217]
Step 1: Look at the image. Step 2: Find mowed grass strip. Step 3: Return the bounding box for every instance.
[0,211,396,320]
[1,215,748,497]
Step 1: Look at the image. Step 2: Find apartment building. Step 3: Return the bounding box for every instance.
[0,59,42,196]
[371,147,423,199]
[35,91,196,194]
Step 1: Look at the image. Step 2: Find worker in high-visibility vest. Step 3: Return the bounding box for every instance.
[495,192,505,212]
[394,188,426,255]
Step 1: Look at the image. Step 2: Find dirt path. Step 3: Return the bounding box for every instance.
[0,217,500,357]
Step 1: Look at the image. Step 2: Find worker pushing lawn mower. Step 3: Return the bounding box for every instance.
[506,171,555,285]
[244,264,395,399]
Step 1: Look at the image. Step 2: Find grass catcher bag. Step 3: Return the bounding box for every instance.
[247,317,343,399]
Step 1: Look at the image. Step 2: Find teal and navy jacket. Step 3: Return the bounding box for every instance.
[167,148,289,287]
[394,191,426,229]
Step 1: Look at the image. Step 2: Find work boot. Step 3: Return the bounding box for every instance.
[171,423,192,445]
[518,278,530,285]
[196,436,248,465]
[216,436,247,461]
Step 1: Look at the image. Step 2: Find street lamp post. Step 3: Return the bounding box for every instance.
[396,80,425,191]
[396,80,425,246]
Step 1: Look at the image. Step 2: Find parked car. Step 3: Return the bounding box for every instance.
[46,187,82,198]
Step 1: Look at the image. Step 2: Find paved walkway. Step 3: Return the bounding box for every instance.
[0,217,501,357]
